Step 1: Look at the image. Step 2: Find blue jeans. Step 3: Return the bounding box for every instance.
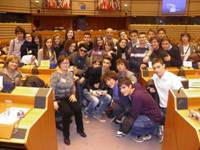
[130,115,159,136]
[83,89,111,117]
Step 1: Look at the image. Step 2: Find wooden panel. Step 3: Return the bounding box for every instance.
[0,0,30,13]
[188,0,200,16]
[131,0,160,16]
[0,23,32,40]
[72,0,95,15]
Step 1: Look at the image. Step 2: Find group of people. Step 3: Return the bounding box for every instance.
[1,26,200,146]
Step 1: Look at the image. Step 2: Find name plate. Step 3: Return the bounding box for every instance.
[189,79,200,88]
[183,61,192,68]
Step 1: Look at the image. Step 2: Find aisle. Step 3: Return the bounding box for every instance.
[57,118,161,150]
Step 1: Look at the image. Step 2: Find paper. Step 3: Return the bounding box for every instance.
[40,60,50,67]
[0,107,30,125]
[189,79,200,88]
[0,76,3,90]
[183,61,192,68]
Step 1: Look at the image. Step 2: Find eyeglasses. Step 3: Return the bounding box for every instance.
[80,49,87,53]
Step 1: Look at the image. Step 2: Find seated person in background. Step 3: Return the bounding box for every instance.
[78,32,93,51]
[104,28,118,46]
[116,58,137,84]
[178,32,200,64]
[129,32,152,76]
[0,55,22,89]
[117,77,161,143]
[69,43,91,77]
[157,28,167,41]
[148,58,183,142]
[64,29,75,43]
[90,36,104,62]
[32,32,43,50]
[38,37,57,67]
[160,37,182,67]
[119,31,128,40]
[52,33,63,60]
[150,37,168,61]
[50,55,86,146]
[103,40,118,71]
[127,30,138,49]
[8,26,25,58]
[59,40,77,57]
[147,29,156,42]
[83,59,112,123]
[20,33,38,65]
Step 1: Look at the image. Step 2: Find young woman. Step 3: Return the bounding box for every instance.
[50,55,86,145]
[59,40,77,57]
[0,55,22,91]
[90,36,104,61]
[64,29,75,42]
[52,33,63,59]
[38,38,57,66]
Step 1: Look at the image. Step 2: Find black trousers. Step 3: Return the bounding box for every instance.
[57,97,84,139]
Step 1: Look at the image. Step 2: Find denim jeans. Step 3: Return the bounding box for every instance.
[130,115,159,136]
[83,89,111,117]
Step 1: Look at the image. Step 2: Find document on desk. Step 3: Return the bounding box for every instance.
[0,107,30,125]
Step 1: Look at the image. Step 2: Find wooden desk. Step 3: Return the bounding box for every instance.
[162,89,200,150]
[19,65,57,86]
[0,87,58,150]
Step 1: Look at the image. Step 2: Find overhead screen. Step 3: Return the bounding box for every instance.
[162,0,187,14]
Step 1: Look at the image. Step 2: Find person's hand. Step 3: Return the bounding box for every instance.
[143,56,149,63]
[90,90,98,97]
[54,101,59,111]
[147,87,156,93]
[78,77,85,84]
[164,55,171,61]
[140,64,147,69]
[94,83,100,89]
[69,94,77,102]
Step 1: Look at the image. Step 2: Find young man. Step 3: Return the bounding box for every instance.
[127,30,138,49]
[8,26,25,58]
[78,32,93,51]
[117,77,161,143]
[148,58,183,143]
[129,32,152,75]
[157,28,167,40]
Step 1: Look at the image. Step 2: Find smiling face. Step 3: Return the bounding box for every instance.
[119,39,127,49]
[117,63,126,72]
[151,39,159,50]
[79,46,87,57]
[16,32,24,41]
[25,34,32,42]
[67,30,74,39]
[138,34,147,45]
[54,36,61,45]
[153,62,165,78]
[161,40,170,50]
[105,78,116,89]
[8,59,19,71]
[129,32,138,42]
[60,59,70,72]
[120,84,132,96]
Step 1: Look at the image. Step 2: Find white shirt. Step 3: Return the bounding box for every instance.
[152,71,183,108]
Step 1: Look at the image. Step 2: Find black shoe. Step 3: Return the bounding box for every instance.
[77,131,87,137]
[64,137,70,145]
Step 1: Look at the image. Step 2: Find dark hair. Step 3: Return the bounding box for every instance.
[32,32,42,48]
[118,77,134,88]
[138,32,146,36]
[93,36,104,50]
[149,36,160,43]
[147,29,156,35]
[63,40,77,52]
[152,58,164,65]
[65,29,75,40]
[104,40,114,51]
[129,30,138,35]
[103,54,112,62]
[118,38,128,44]
[102,71,118,82]
[157,28,166,34]
[92,59,101,65]
[57,55,69,68]
[78,43,90,51]
[52,33,62,46]
[84,32,91,36]
[15,26,25,36]
[116,58,128,69]
[160,37,171,45]
[180,32,191,41]
[4,55,20,68]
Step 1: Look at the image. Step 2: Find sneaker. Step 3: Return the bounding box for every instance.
[134,136,144,143]
[143,134,152,141]
[93,115,106,123]
[116,131,126,137]
[158,125,164,143]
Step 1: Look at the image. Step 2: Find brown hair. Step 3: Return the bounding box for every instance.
[102,71,118,82]
[52,33,62,46]
[57,55,70,68]
[118,77,134,88]
[116,58,128,69]
[42,37,56,60]
[65,29,75,40]
[104,40,115,51]
[32,32,42,48]
[63,40,77,52]
[152,58,164,66]
[4,55,20,68]
[15,26,25,36]
[180,32,191,41]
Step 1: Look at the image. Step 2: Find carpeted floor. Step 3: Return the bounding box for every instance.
[56,117,161,150]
